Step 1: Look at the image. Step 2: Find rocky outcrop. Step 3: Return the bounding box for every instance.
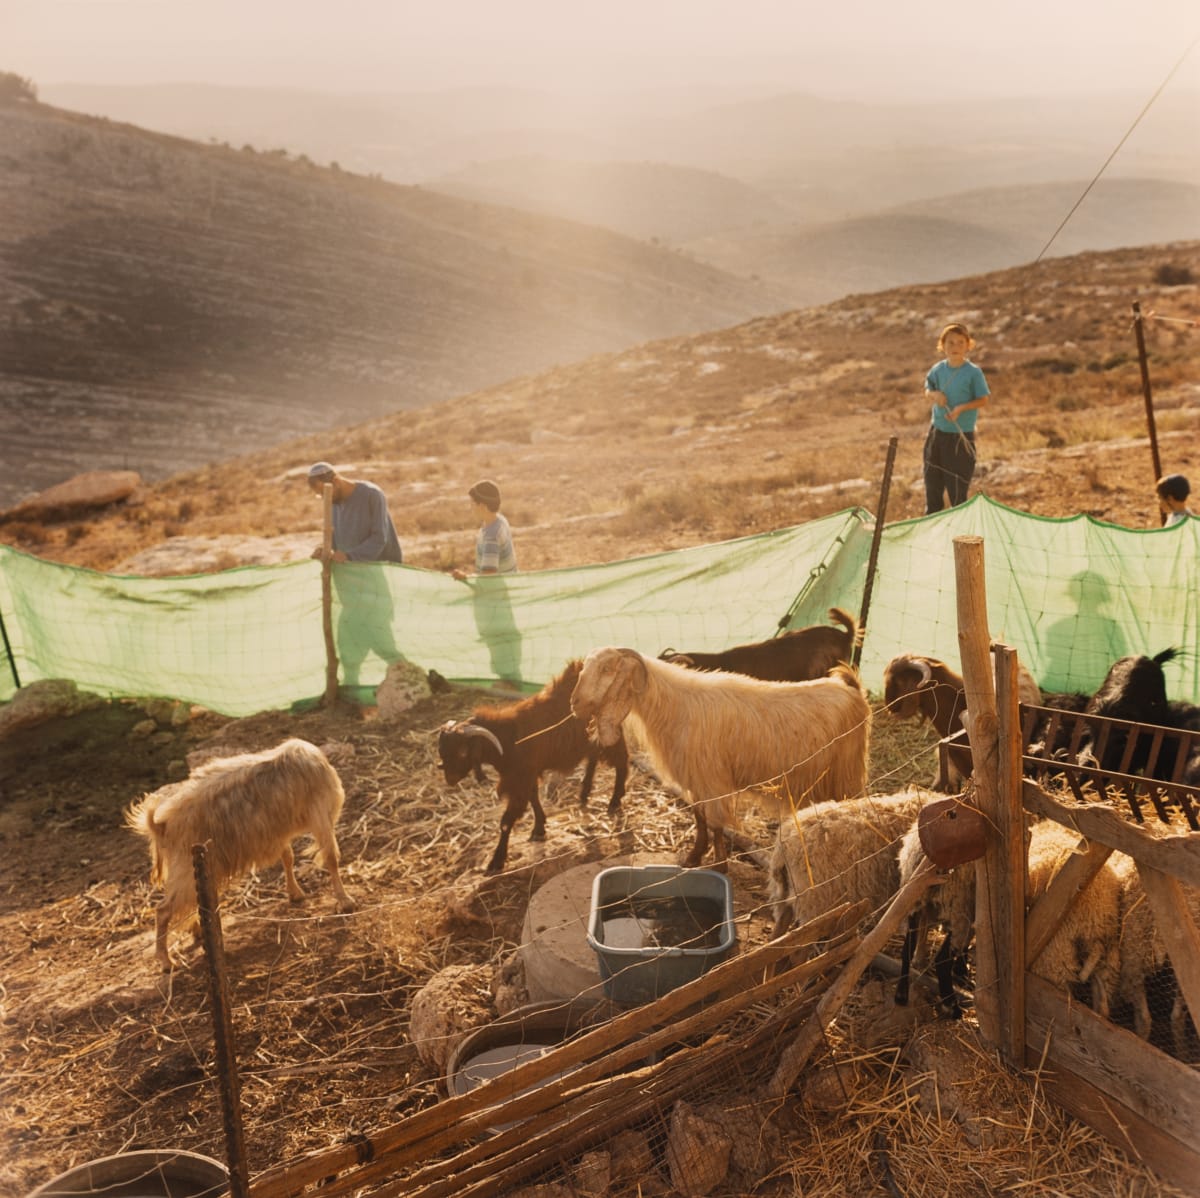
[8,471,141,519]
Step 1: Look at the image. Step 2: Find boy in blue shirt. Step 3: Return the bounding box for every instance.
[923,323,990,514]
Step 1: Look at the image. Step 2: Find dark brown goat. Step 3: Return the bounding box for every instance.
[659,607,861,682]
[883,652,1042,791]
[437,660,629,874]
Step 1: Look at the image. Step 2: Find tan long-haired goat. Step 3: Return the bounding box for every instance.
[570,647,871,870]
[126,737,355,970]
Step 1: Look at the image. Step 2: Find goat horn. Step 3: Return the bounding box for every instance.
[461,724,503,756]
[913,658,932,686]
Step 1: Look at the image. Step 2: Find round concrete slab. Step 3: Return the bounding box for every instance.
[520,853,753,1003]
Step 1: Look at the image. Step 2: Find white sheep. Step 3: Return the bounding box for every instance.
[895,812,1122,1018]
[570,647,871,871]
[125,738,355,970]
[768,788,936,941]
[1111,854,1199,1053]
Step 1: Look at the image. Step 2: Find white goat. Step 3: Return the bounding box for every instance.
[125,738,355,970]
[769,788,936,942]
[1112,854,1199,1052]
[570,647,871,870]
[896,812,1122,1018]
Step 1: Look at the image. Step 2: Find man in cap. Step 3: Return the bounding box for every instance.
[308,462,403,564]
[452,478,517,580]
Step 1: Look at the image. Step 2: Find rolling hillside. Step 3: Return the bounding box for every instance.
[0,99,782,508]
[428,157,799,243]
[681,178,1200,305]
[6,239,1197,578]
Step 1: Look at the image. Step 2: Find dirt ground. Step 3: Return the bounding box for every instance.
[1,689,1187,1198]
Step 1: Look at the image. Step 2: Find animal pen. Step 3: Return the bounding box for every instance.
[170,536,1199,1198]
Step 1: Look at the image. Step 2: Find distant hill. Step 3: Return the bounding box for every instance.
[680,179,1200,304]
[0,100,782,508]
[427,157,798,243]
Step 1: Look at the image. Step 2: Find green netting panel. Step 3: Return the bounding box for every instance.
[354,508,870,694]
[0,500,1195,717]
[856,495,1199,701]
[0,550,327,715]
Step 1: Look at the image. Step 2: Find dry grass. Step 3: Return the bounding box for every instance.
[2,689,1189,1196]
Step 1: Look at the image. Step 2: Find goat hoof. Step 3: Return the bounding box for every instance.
[336,898,357,914]
[530,830,546,843]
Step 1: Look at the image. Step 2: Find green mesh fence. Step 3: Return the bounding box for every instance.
[0,497,1195,717]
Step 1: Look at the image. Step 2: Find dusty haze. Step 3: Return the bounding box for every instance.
[10,0,1200,97]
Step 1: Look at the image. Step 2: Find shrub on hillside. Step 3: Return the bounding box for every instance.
[0,71,37,104]
[1154,263,1194,287]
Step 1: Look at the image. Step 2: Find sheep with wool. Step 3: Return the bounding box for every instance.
[768,788,936,942]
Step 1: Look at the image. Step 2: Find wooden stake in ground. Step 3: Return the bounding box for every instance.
[193,841,250,1198]
[321,481,339,706]
[768,858,940,1097]
[1131,300,1163,520]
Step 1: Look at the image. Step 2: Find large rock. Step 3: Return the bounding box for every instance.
[9,470,141,519]
[116,533,316,576]
[666,1100,732,1197]
[0,679,106,741]
[408,963,494,1072]
[375,660,433,719]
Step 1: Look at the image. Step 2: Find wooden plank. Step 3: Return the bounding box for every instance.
[1025,974,1200,1148]
[1025,839,1115,965]
[250,904,860,1198]
[1022,782,1200,890]
[953,535,1000,1045]
[768,857,940,1096]
[1137,863,1200,1055]
[994,646,1027,1067]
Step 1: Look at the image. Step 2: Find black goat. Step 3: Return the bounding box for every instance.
[1077,648,1177,775]
[436,660,629,874]
[659,606,861,682]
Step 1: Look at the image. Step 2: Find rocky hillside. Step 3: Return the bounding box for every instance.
[0,99,781,508]
[4,240,1197,577]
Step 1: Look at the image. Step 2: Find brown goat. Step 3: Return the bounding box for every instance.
[437,659,629,874]
[883,652,1041,791]
[660,606,861,681]
[125,738,354,970]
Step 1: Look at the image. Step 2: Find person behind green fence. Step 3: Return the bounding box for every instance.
[450,479,521,685]
[307,461,403,564]
[923,322,990,514]
[1156,473,1194,527]
[451,479,517,580]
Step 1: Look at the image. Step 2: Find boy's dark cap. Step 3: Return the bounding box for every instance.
[1159,473,1190,500]
[308,461,336,481]
[469,479,501,507]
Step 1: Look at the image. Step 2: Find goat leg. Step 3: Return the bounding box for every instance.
[894,911,920,1006]
[682,806,710,868]
[934,933,964,1018]
[577,753,599,808]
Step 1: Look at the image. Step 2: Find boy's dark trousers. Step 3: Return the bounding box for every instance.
[923,427,976,513]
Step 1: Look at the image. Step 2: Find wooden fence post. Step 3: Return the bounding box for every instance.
[993,645,1027,1067]
[193,842,250,1198]
[321,482,339,706]
[1131,300,1164,521]
[952,535,1000,1044]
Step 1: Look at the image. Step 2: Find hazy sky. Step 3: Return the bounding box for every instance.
[7,0,1200,99]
